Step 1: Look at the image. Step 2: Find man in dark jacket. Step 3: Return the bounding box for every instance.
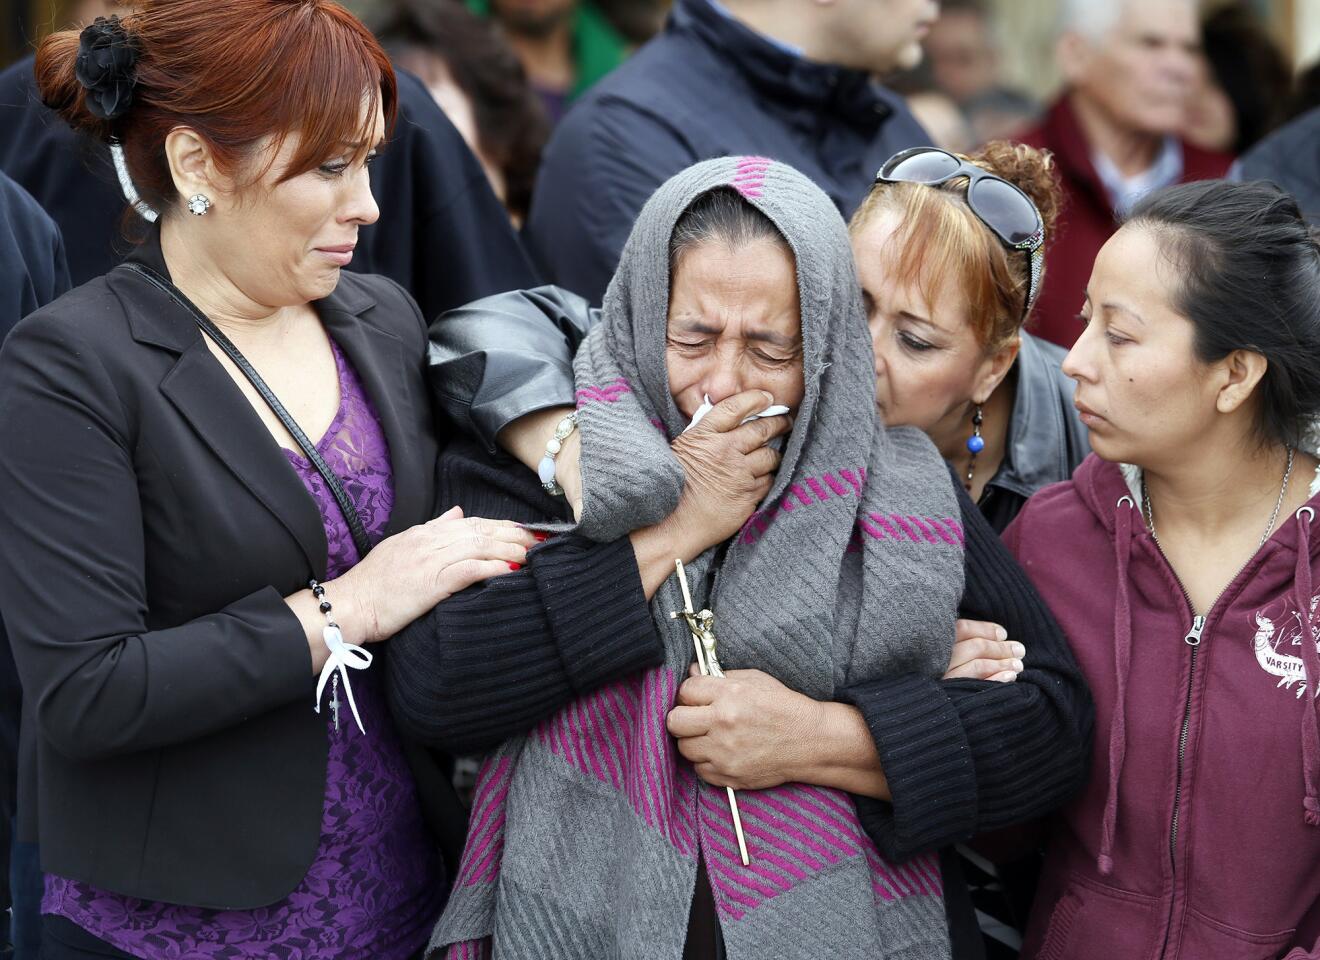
[1234,106,1320,225]
[523,0,937,304]
[0,170,70,960]
[1019,0,1231,349]
[0,58,537,320]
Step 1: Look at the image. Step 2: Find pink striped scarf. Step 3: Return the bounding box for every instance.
[434,664,949,960]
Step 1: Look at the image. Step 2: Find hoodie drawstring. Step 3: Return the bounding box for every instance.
[1099,495,1138,875]
[1295,507,1320,827]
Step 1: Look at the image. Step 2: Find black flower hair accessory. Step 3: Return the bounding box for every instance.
[75,15,141,121]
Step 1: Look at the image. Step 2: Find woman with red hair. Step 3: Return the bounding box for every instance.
[0,2,541,957]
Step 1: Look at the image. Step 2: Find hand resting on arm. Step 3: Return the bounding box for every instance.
[287,506,537,673]
[665,619,1024,798]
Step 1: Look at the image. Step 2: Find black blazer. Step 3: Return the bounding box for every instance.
[0,233,441,909]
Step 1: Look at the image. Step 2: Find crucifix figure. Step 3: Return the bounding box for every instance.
[671,559,750,865]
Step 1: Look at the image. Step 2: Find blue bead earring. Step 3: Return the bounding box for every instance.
[965,403,984,491]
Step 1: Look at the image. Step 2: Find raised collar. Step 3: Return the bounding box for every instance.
[1091,135,1183,217]
[704,0,803,56]
[118,226,374,353]
[670,0,893,128]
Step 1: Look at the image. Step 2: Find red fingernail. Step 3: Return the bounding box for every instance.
[533,532,549,542]
[508,562,522,571]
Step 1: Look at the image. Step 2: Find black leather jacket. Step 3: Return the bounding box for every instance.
[427,286,594,449]
[427,286,1088,530]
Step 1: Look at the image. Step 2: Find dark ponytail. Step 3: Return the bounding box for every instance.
[1128,179,1320,449]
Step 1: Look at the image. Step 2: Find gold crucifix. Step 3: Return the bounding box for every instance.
[671,559,751,866]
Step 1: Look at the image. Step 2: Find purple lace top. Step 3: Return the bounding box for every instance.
[44,338,444,959]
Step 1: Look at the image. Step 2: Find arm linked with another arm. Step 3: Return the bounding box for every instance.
[842,474,1095,861]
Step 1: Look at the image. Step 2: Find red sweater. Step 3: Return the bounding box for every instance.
[1019,96,1232,349]
[1004,454,1320,960]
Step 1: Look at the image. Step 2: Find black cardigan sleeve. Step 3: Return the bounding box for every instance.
[841,474,1094,860]
[386,438,664,755]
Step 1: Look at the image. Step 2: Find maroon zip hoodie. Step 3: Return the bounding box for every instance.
[1003,454,1320,960]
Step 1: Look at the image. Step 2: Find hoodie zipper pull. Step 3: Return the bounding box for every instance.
[1184,615,1206,647]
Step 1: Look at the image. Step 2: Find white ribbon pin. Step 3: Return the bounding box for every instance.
[315,624,373,735]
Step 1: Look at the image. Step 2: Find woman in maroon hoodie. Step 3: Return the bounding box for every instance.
[1004,179,1320,959]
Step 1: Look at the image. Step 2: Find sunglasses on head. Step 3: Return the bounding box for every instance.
[874,147,1045,321]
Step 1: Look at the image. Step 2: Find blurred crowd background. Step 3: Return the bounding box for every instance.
[7,0,1320,171]
[5,0,1320,345]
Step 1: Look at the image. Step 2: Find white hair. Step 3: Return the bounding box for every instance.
[1057,0,1199,43]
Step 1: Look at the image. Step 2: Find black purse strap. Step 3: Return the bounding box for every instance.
[125,262,373,560]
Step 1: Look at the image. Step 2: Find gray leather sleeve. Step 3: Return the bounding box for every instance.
[426,285,599,452]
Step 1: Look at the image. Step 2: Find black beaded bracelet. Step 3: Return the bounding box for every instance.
[309,579,337,625]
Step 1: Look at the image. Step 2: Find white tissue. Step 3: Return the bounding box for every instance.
[682,394,791,433]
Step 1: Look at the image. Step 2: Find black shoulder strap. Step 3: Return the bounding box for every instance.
[125,262,373,560]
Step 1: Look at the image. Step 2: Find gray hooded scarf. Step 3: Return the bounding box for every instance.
[432,157,964,960]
